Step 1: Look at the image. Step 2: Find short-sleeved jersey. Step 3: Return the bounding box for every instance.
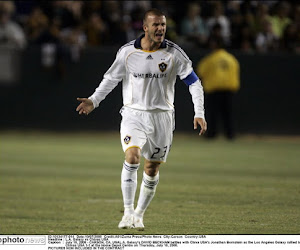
[89,35,204,117]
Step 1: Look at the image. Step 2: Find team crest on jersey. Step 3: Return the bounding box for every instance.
[158,62,168,72]
[124,135,131,144]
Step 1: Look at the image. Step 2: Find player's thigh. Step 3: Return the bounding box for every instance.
[143,111,174,163]
[120,108,147,154]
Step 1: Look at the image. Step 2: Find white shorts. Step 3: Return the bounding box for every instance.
[120,107,175,163]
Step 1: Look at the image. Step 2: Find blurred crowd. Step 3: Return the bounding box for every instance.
[0,0,299,54]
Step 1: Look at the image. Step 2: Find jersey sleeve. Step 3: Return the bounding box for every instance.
[89,49,126,108]
[189,79,205,118]
[174,47,194,80]
[173,46,205,119]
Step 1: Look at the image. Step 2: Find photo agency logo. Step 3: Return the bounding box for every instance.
[0,236,46,245]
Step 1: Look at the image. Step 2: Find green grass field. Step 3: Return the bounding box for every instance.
[1,131,300,235]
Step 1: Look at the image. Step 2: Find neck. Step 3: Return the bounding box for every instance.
[141,34,161,51]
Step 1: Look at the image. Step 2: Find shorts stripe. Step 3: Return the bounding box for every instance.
[125,146,141,152]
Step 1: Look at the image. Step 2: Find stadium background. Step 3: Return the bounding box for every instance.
[0,0,299,134]
[1,0,300,235]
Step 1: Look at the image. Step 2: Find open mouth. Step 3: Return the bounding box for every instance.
[155,33,163,38]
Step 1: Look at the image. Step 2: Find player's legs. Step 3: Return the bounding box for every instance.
[118,147,141,229]
[122,147,141,214]
[119,108,173,229]
[132,110,173,229]
[134,160,160,229]
[119,107,149,229]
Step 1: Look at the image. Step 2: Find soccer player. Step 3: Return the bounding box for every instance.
[76,9,207,230]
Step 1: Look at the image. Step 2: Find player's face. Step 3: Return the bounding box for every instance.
[144,15,166,44]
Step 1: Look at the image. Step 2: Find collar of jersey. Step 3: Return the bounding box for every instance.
[134,34,167,52]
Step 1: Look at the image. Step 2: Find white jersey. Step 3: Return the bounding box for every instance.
[89,35,205,118]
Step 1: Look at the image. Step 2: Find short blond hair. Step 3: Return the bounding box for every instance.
[143,9,165,24]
